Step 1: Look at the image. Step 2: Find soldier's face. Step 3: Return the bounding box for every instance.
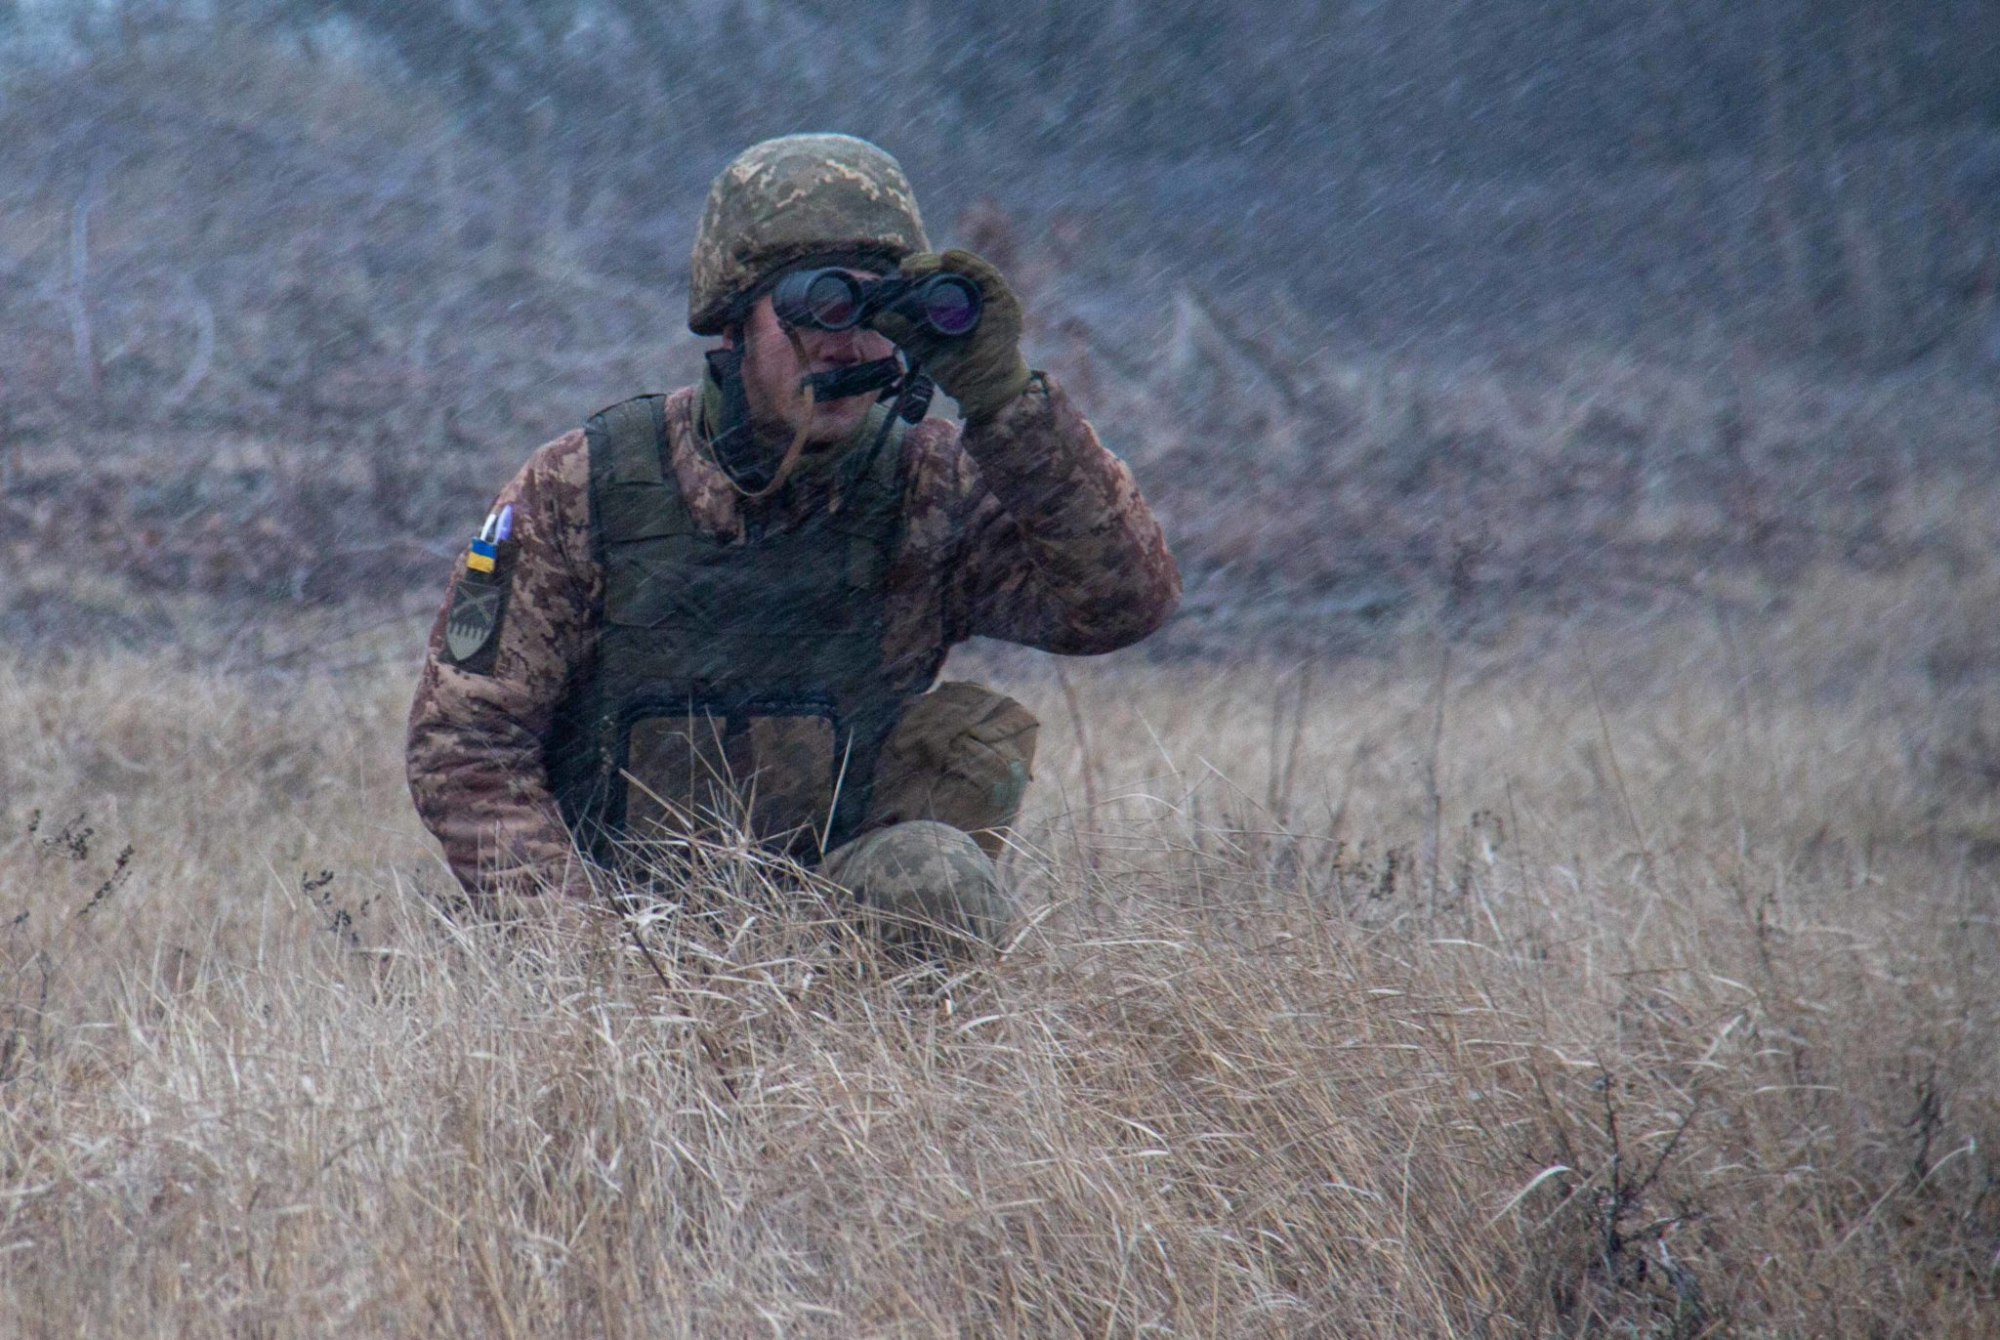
[735,281,897,445]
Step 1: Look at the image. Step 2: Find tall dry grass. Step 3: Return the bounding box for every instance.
[2,580,1997,1336]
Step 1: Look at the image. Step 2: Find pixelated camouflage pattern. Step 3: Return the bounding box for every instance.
[819,820,1013,955]
[407,372,1180,905]
[688,134,929,336]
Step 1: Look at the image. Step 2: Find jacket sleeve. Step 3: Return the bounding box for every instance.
[406,430,601,903]
[948,374,1180,654]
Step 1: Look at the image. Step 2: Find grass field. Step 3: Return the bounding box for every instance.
[3,575,1996,1337]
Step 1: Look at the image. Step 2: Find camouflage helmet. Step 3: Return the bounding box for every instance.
[688,133,930,336]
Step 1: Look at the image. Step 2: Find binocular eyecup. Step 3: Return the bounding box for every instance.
[770,268,982,339]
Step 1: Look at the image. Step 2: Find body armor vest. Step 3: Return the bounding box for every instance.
[548,394,928,863]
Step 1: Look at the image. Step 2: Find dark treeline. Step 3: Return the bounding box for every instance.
[8,2,1996,366]
[9,1,1998,171]
[3,1,1998,636]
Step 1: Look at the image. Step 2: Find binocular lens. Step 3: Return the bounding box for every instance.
[778,269,863,329]
[917,275,981,336]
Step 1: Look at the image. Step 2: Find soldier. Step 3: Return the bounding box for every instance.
[406,133,1179,955]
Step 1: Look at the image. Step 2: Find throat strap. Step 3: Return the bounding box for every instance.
[725,326,819,503]
[702,336,816,503]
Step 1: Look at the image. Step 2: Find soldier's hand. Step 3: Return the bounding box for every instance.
[870,249,1031,424]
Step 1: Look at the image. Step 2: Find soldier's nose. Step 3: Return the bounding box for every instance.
[812,327,866,363]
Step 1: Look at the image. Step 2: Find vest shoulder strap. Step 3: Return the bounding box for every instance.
[834,404,911,519]
[588,394,669,486]
[585,394,695,565]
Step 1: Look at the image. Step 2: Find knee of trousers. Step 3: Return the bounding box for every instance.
[820,820,1016,955]
[863,680,1038,858]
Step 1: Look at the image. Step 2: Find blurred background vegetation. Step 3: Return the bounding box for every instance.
[1,1,1997,656]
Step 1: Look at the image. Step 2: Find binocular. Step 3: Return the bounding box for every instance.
[770,268,982,339]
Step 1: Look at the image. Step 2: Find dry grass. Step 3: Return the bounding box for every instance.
[3,575,1997,1338]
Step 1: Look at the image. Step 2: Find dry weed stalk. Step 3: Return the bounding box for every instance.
[0,601,1996,1335]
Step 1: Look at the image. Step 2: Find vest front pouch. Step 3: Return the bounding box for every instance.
[622,706,842,850]
[621,709,736,841]
[551,395,930,866]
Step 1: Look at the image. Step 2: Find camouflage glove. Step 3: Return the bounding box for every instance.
[871,249,1032,424]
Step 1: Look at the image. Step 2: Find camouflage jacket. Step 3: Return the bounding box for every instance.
[406,374,1179,901]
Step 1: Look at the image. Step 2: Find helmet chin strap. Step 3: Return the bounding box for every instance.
[703,326,823,501]
[705,327,930,504]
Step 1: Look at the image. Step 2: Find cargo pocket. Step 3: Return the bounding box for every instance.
[623,712,735,840]
[864,681,1039,859]
[623,710,838,856]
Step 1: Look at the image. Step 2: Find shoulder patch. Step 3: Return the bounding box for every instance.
[445,580,502,666]
[443,541,517,674]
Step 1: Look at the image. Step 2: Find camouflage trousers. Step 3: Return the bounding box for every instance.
[821,682,1038,955]
[854,680,1040,859]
